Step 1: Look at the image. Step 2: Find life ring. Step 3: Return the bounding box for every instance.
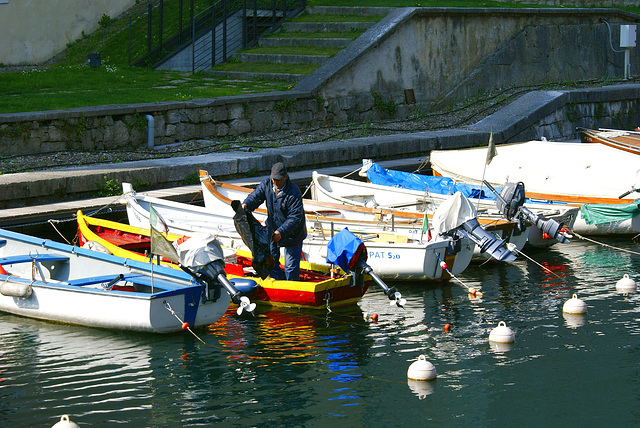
[0,264,7,275]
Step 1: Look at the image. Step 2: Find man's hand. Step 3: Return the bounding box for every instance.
[241,203,247,210]
[272,230,282,242]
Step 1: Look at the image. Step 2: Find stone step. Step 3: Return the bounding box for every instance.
[259,37,352,48]
[281,21,375,33]
[206,70,305,82]
[305,6,392,17]
[232,52,331,65]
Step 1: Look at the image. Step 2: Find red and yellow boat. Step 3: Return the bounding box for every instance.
[76,211,370,310]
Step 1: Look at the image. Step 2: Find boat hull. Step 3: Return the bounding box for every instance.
[359,163,579,248]
[0,229,229,333]
[430,140,640,236]
[0,282,224,333]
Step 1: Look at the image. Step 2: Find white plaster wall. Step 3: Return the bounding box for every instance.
[0,0,136,65]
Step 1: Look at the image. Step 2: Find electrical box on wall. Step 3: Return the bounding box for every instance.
[620,24,637,48]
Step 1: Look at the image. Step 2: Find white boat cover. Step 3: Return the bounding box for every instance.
[431,192,476,235]
[175,233,225,269]
[430,140,640,200]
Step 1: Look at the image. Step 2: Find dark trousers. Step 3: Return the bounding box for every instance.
[269,241,303,281]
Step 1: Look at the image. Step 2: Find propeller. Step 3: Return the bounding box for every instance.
[390,291,407,308]
[358,260,406,309]
[236,295,257,315]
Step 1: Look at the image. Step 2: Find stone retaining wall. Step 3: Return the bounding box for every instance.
[0,84,638,210]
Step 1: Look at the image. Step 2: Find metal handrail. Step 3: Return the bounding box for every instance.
[128,0,305,70]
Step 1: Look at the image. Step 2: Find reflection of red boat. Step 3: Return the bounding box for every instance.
[77,211,370,310]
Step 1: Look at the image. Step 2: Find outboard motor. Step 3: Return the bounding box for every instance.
[496,181,526,221]
[457,218,516,261]
[176,234,257,315]
[326,228,406,308]
[432,192,517,262]
[489,181,571,244]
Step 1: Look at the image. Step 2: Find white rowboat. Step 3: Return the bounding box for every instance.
[123,182,476,281]
[0,228,230,333]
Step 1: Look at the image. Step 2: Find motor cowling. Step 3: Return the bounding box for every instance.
[326,227,367,287]
[176,234,257,304]
[497,182,526,220]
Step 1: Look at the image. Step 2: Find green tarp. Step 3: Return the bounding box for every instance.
[580,199,640,225]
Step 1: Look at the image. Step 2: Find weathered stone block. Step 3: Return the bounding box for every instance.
[251,111,274,131]
[229,118,251,136]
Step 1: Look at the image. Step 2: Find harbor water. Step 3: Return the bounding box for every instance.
[1,227,639,426]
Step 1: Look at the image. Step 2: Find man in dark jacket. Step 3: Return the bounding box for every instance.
[242,162,307,281]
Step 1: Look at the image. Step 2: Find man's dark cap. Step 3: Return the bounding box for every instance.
[270,162,288,180]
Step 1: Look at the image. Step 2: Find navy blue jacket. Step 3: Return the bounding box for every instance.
[242,178,307,247]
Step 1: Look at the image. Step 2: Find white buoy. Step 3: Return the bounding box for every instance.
[488,321,515,343]
[563,294,587,314]
[616,274,637,293]
[52,415,80,428]
[407,355,437,381]
[489,341,513,353]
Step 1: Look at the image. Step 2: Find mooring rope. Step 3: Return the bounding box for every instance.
[435,254,481,298]
[48,219,72,244]
[341,166,363,179]
[506,243,561,278]
[164,301,206,344]
[570,230,640,256]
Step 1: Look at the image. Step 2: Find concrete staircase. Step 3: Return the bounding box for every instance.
[206,7,385,83]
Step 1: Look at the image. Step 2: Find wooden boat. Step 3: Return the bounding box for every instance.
[76,210,372,310]
[0,227,230,333]
[580,127,640,156]
[310,170,554,251]
[121,182,476,281]
[429,140,640,236]
[358,161,578,247]
[198,171,519,263]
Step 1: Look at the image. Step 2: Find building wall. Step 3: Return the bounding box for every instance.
[315,8,640,109]
[0,0,136,65]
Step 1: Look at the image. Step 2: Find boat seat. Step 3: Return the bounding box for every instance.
[67,273,143,287]
[0,254,70,265]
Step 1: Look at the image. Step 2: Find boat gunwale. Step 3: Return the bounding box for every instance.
[79,209,369,298]
[200,170,515,228]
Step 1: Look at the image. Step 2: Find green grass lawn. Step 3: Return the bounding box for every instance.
[1,0,638,114]
[0,66,291,113]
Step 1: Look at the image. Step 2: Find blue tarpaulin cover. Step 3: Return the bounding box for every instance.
[326,228,367,272]
[365,162,499,200]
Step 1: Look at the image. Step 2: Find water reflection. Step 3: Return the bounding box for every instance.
[203,305,375,422]
[0,231,639,425]
[0,315,155,426]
